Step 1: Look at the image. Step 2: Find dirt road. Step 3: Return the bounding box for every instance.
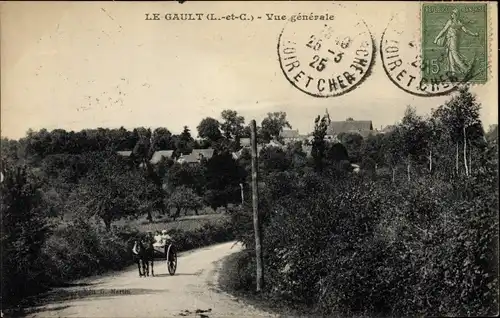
[26,242,277,318]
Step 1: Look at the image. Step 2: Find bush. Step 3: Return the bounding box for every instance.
[41,219,136,285]
[169,220,235,252]
[1,166,53,306]
[230,169,499,316]
[39,217,235,288]
[2,198,235,310]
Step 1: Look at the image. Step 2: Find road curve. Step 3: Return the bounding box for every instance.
[27,242,277,318]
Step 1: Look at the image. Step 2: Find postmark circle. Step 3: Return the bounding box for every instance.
[380,12,469,97]
[277,6,374,98]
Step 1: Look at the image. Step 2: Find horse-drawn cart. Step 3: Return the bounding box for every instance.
[153,239,177,276]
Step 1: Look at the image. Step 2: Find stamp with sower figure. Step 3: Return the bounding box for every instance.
[381,2,488,97]
[277,5,374,98]
[421,2,488,84]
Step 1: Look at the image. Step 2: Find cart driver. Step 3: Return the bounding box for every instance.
[153,229,173,247]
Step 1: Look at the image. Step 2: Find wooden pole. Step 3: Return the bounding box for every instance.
[239,183,244,205]
[463,126,469,177]
[250,119,264,292]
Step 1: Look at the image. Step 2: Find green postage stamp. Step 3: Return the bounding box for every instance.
[421,2,488,84]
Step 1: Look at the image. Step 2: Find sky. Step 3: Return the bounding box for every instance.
[1,1,498,140]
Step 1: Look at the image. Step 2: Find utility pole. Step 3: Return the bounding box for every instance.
[250,119,264,292]
[239,183,244,206]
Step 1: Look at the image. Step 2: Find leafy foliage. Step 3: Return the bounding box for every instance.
[1,165,53,306]
[227,87,498,316]
[167,185,204,219]
[260,112,292,143]
[197,117,223,143]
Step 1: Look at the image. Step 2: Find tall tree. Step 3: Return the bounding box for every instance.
[1,165,52,304]
[204,152,246,210]
[167,185,204,219]
[383,126,404,183]
[399,105,429,181]
[220,109,245,141]
[260,111,292,143]
[338,132,364,164]
[151,127,174,151]
[311,114,329,171]
[174,126,195,155]
[73,152,152,230]
[360,134,384,169]
[260,146,291,173]
[433,86,482,177]
[197,117,223,143]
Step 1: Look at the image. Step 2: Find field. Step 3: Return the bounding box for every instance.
[121,213,231,233]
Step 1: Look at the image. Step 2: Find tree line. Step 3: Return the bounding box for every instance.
[228,86,498,317]
[1,85,497,313]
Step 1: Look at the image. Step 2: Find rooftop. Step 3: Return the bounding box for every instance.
[150,150,174,164]
[326,119,374,135]
[280,129,300,139]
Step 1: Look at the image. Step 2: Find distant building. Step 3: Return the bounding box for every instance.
[177,148,214,165]
[232,139,284,160]
[279,129,306,144]
[191,148,214,160]
[116,150,175,165]
[379,125,397,134]
[266,139,284,148]
[326,117,374,138]
[177,153,199,165]
[150,150,175,164]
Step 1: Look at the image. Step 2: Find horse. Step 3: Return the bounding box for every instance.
[132,238,155,277]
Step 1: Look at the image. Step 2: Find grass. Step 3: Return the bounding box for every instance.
[112,206,230,233]
[133,213,230,233]
[218,249,317,318]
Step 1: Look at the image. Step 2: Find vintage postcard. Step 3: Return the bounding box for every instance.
[1,1,498,317]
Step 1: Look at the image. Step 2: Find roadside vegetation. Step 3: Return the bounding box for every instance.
[1,86,498,316]
[224,86,499,317]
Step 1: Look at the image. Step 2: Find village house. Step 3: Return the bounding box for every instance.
[279,129,308,144]
[326,118,374,139]
[116,148,214,165]
[378,125,397,135]
[177,148,214,165]
[150,150,175,164]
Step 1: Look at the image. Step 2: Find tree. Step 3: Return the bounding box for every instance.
[360,134,384,169]
[383,126,404,183]
[326,143,349,162]
[241,125,252,138]
[399,105,429,181]
[285,141,308,170]
[260,146,291,173]
[1,138,20,166]
[151,127,174,151]
[166,162,205,195]
[1,164,52,304]
[311,114,329,171]
[174,126,195,156]
[433,86,482,177]
[130,129,170,219]
[204,152,246,210]
[260,111,292,143]
[167,185,204,219]
[131,128,153,166]
[220,109,245,142]
[73,152,152,230]
[197,117,222,143]
[338,132,364,164]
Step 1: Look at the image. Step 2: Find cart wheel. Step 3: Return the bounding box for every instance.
[166,244,177,275]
